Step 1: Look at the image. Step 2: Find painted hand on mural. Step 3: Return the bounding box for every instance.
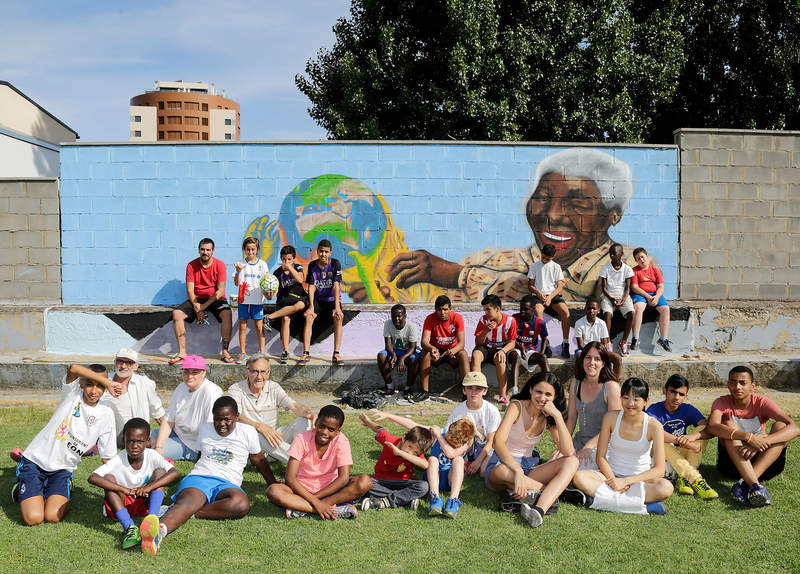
[385,250,463,290]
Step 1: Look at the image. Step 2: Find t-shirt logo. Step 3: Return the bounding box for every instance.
[209,447,234,465]
[56,417,71,441]
[397,463,406,473]
[449,325,455,332]
[87,415,97,426]
[73,403,81,418]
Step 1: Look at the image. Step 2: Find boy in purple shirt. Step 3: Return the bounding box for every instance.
[301,239,345,366]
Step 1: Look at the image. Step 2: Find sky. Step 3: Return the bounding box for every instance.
[1,0,352,141]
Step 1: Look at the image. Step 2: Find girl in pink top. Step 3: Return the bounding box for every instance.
[485,372,579,528]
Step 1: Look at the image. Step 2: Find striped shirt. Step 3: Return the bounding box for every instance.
[474,313,517,349]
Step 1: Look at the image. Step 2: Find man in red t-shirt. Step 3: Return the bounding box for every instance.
[708,365,800,507]
[417,295,470,402]
[169,238,234,364]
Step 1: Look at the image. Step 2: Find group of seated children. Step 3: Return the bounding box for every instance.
[232,237,346,366]
[14,361,799,550]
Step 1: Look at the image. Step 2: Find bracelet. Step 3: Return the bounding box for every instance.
[730,429,736,441]
[745,433,752,444]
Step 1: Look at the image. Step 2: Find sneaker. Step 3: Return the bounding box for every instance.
[279,351,289,364]
[747,482,771,507]
[691,478,719,500]
[429,495,444,515]
[510,385,519,396]
[10,448,22,463]
[498,396,509,406]
[499,489,521,513]
[140,514,163,556]
[409,498,420,511]
[11,482,19,503]
[559,487,588,507]
[443,497,462,519]
[561,342,570,358]
[361,497,390,511]
[263,320,273,334]
[731,479,747,504]
[285,508,308,519]
[157,504,171,518]
[121,524,141,550]
[657,338,672,352]
[630,337,638,351]
[646,501,666,515]
[520,503,544,528]
[235,353,247,365]
[519,490,559,515]
[410,391,430,403]
[334,504,358,519]
[676,476,694,495]
[619,340,629,356]
[544,346,553,358]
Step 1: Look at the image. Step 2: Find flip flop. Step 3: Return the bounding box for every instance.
[332,352,345,367]
[221,353,236,364]
[167,355,185,365]
[298,351,311,364]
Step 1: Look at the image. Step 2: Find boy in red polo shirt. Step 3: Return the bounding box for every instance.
[417,295,470,402]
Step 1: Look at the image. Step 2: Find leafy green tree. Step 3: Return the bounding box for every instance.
[297,0,684,142]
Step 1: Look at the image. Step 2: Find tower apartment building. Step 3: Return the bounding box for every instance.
[129,80,240,142]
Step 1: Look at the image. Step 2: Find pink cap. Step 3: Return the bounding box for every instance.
[181,355,207,370]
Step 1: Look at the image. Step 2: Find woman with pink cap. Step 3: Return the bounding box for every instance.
[153,356,223,461]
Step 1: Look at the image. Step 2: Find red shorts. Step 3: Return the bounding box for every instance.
[103,494,149,519]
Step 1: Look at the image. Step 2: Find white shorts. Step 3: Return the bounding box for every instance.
[600,294,634,316]
[509,348,544,373]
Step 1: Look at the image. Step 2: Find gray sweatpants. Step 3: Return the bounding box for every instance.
[367,477,429,508]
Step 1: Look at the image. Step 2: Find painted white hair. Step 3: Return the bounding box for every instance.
[529,148,634,215]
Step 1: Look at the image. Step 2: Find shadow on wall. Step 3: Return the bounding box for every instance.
[151,280,185,305]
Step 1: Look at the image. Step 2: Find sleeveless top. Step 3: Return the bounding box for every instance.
[506,400,545,458]
[607,411,652,477]
[572,379,608,451]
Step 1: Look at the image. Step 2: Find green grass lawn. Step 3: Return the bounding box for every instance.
[1,403,799,574]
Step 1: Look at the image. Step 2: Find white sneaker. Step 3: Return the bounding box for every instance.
[520,503,543,528]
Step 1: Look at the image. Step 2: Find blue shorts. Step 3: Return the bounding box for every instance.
[632,292,668,307]
[238,303,265,320]
[465,440,486,462]
[172,475,244,504]
[16,457,73,502]
[378,348,420,364]
[483,452,540,488]
[437,463,454,493]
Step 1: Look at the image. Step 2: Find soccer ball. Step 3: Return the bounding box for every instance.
[260,274,279,293]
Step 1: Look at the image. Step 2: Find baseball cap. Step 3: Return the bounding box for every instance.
[181,355,207,370]
[462,371,488,388]
[115,348,139,363]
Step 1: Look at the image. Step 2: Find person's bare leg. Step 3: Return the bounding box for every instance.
[281,316,291,352]
[20,496,45,526]
[508,352,521,392]
[405,356,419,390]
[632,302,646,338]
[238,318,248,355]
[495,355,507,399]
[470,349,485,372]
[320,475,372,505]
[161,489,207,533]
[332,313,343,354]
[623,311,633,341]
[657,305,670,339]
[378,352,393,387]
[420,351,433,392]
[43,495,70,523]
[303,313,314,353]
[426,458,440,496]
[721,437,759,486]
[643,477,674,503]
[448,457,465,499]
[455,350,470,380]
[172,309,189,357]
[254,318,265,354]
[267,483,315,512]
[750,421,789,480]
[194,489,250,520]
[220,309,233,359]
[553,302,570,340]
[603,312,613,339]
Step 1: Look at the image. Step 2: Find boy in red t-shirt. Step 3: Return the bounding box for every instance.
[630,247,671,353]
[417,295,470,402]
[470,294,518,406]
[358,410,434,510]
[708,366,800,507]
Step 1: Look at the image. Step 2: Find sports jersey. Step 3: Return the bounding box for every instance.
[372,429,425,480]
[306,258,342,302]
[512,313,548,352]
[186,257,226,299]
[646,401,705,437]
[235,259,268,305]
[274,263,306,299]
[23,376,117,472]
[474,313,517,349]
[189,422,261,487]
[711,394,782,435]
[93,448,174,489]
[423,311,465,350]
[631,264,664,294]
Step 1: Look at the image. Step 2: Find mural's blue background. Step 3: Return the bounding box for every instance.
[59,143,678,304]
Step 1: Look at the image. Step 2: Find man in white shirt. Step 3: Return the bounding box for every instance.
[227,354,314,464]
[527,243,571,358]
[598,244,635,356]
[100,348,165,447]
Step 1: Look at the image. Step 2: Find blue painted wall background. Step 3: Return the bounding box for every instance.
[59,142,678,305]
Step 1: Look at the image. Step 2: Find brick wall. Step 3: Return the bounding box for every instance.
[676,129,800,300]
[0,179,61,303]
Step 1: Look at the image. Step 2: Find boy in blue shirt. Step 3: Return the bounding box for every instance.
[646,374,718,499]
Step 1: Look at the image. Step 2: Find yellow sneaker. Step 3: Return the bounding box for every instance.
[676,476,694,495]
[691,477,719,500]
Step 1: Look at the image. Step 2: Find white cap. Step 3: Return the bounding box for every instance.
[115,348,139,363]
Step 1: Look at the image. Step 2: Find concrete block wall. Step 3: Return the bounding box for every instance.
[676,129,800,300]
[59,142,679,305]
[0,178,61,303]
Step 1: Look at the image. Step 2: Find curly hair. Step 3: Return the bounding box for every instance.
[444,417,476,448]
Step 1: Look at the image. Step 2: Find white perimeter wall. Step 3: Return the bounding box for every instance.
[0,132,59,177]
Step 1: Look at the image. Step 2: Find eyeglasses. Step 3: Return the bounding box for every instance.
[115,359,135,366]
[248,369,269,376]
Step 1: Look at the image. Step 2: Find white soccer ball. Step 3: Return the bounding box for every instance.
[260,274,279,293]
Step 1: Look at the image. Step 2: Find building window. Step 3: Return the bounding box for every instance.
[158,101,164,109]
[185,116,199,126]
[202,103,208,111]
[224,118,232,126]
[158,116,165,124]
[134,115,141,122]
[167,101,181,109]
[185,101,199,110]
[167,116,181,125]
[202,117,208,126]
[134,130,142,137]
[225,133,232,140]
[184,131,199,140]
[158,131,165,139]
[202,132,209,140]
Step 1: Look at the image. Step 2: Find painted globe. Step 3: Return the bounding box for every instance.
[277,175,387,267]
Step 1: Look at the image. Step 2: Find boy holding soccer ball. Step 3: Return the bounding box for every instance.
[233,237,270,363]
[263,245,309,364]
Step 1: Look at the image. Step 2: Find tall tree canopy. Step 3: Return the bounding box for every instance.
[297,0,684,142]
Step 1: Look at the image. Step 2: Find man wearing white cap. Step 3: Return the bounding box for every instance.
[100,348,165,447]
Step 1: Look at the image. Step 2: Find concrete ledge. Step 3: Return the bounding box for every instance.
[1,352,797,394]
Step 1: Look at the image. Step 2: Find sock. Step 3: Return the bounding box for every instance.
[532,505,545,518]
[115,508,134,530]
[148,490,165,515]
[632,331,639,339]
[159,523,168,537]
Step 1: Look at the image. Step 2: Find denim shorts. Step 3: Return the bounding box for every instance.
[484,452,540,488]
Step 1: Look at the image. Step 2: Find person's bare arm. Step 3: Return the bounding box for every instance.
[313,465,351,500]
[549,278,565,299]
[288,401,314,423]
[609,419,667,491]
[384,441,430,470]
[65,364,122,396]
[446,330,466,356]
[133,467,181,496]
[595,412,616,481]
[332,281,343,320]
[366,409,421,430]
[237,412,283,448]
[545,401,575,457]
[359,413,382,433]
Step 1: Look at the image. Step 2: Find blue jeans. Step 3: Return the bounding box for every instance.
[151,427,199,461]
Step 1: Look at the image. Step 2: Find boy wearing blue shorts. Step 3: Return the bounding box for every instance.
[426,416,476,519]
[140,396,276,556]
[233,236,269,362]
[631,247,671,352]
[377,304,420,394]
[14,364,119,526]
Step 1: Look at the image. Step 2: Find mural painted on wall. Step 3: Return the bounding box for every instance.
[245,148,661,304]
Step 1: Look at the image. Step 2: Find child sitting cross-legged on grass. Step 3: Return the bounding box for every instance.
[358,410,434,511]
[427,416,476,519]
[88,418,180,550]
[267,405,373,520]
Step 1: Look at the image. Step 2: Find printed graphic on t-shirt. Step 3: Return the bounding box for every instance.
[209,447,234,465]
[732,415,762,435]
